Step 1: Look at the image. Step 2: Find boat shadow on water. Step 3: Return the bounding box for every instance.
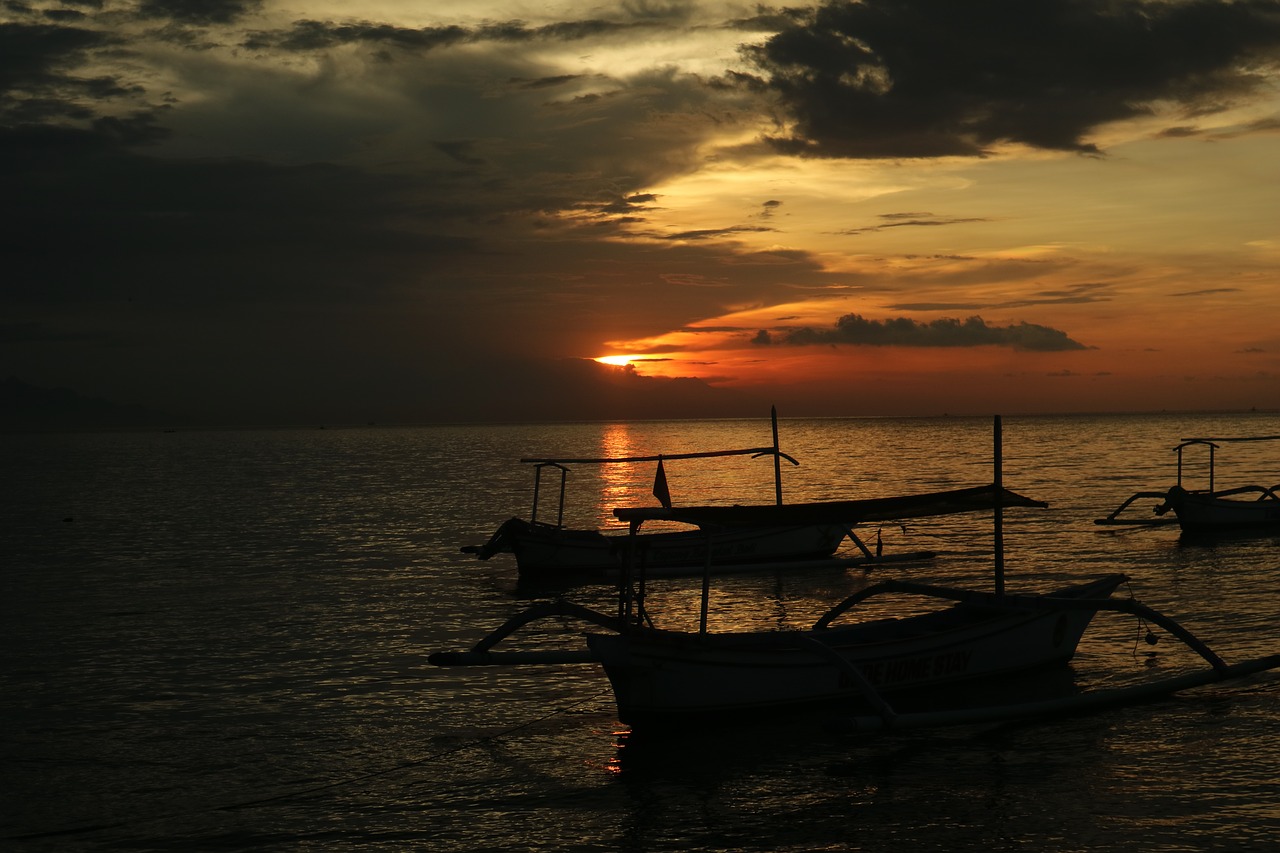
[1175,527,1280,548]
[607,664,1280,802]
[608,664,1087,774]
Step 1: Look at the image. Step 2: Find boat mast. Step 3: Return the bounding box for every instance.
[994,414,1005,596]
[772,405,783,506]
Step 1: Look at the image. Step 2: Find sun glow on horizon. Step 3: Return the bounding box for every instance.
[595,355,635,366]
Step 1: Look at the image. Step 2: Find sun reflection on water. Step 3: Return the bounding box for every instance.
[598,423,643,523]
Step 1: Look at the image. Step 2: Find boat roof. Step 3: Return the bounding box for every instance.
[1178,435,1280,445]
[520,445,798,466]
[612,483,1047,527]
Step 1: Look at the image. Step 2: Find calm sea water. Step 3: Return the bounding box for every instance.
[4,413,1280,851]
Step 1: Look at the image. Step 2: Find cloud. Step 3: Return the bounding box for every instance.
[1173,287,1242,296]
[2,2,1276,423]
[739,0,1280,158]
[756,314,1089,351]
[660,225,774,241]
[240,16,663,53]
[891,282,1113,311]
[139,1,264,26]
[839,212,989,234]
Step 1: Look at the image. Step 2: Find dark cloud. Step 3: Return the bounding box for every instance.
[598,193,660,215]
[0,21,163,147]
[740,0,1280,158]
[757,314,1089,351]
[0,21,114,90]
[242,17,657,53]
[138,0,263,26]
[512,73,586,90]
[432,140,486,167]
[891,282,1113,311]
[840,212,989,234]
[1174,287,1242,296]
[660,225,774,241]
[242,21,470,52]
[0,134,473,310]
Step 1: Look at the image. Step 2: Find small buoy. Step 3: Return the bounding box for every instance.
[1145,631,1159,646]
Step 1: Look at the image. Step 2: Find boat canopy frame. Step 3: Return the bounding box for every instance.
[521,406,799,528]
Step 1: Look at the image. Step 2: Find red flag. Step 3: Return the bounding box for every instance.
[653,458,672,508]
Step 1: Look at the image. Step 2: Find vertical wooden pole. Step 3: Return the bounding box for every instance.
[621,519,639,623]
[994,414,1005,595]
[531,464,542,525]
[1209,443,1216,494]
[772,405,783,505]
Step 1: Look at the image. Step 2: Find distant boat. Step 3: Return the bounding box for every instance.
[1158,482,1280,533]
[1095,435,1280,534]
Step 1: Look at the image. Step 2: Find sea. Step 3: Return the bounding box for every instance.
[4,412,1280,851]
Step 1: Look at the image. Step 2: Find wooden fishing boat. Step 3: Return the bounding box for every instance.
[1095,435,1280,533]
[466,515,856,578]
[462,408,931,581]
[1157,484,1280,533]
[584,573,1127,726]
[432,417,1280,733]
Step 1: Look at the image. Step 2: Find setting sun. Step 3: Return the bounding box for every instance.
[595,356,635,367]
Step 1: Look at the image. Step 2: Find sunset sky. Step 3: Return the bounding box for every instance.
[5,0,1280,424]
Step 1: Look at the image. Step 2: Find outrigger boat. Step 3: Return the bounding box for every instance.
[462,408,931,581]
[433,418,1280,731]
[1095,435,1280,534]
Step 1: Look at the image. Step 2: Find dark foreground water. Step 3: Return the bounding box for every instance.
[4,413,1280,851]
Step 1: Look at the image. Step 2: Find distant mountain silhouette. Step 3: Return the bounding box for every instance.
[1,377,179,432]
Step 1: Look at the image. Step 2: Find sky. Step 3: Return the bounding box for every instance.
[4,0,1280,425]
